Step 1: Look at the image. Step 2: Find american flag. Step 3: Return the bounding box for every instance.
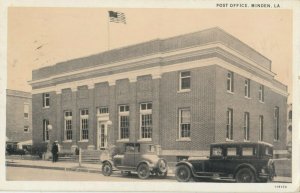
[108,11,126,24]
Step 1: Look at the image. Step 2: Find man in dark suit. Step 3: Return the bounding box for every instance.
[51,141,59,162]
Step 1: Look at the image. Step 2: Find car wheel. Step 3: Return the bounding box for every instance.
[137,163,150,179]
[175,165,192,182]
[235,168,255,183]
[102,162,113,176]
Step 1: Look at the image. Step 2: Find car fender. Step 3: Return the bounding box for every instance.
[102,160,115,168]
[136,160,154,170]
[175,161,196,176]
[233,163,257,178]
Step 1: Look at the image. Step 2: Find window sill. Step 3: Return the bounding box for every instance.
[273,139,280,142]
[244,96,251,100]
[137,138,152,142]
[63,140,72,143]
[226,138,234,142]
[176,138,191,142]
[177,89,191,94]
[42,106,50,109]
[259,100,265,104]
[244,139,250,142]
[78,140,89,143]
[226,91,234,95]
[116,139,129,143]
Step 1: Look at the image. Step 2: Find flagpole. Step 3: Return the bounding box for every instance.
[107,12,110,51]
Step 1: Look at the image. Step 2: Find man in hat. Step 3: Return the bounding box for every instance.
[51,141,59,162]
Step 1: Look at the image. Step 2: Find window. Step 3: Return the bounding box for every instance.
[64,111,72,140]
[179,71,191,91]
[43,119,49,141]
[119,105,130,139]
[259,115,264,141]
[274,106,279,141]
[24,126,30,133]
[42,93,50,108]
[80,109,89,140]
[179,108,191,139]
[227,71,234,92]
[227,147,237,156]
[242,147,256,156]
[212,147,223,156]
[226,108,233,140]
[244,79,250,98]
[140,103,152,139]
[97,107,109,115]
[244,112,250,141]
[259,85,264,102]
[24,103,29,119]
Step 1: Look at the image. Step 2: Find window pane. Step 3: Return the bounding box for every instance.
[212,147,223,156]
[181,110,190,123]
[181,71,190,77]
[242,147,254,156]
[227,148,237,156]
[181,77,190,89]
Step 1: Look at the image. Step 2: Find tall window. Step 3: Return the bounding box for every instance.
[259,115,264,141]
[244,79,250,98]
[274,107,279,141]
[227,71,234,92]
[64,111,72,140]
[24,103,29,119]
[259,85,264,102]
[179,71,191,91]
[119,105,130,139]
[244,112,250,141]
[42,93,50,108]
[43,119,49,141]
[80,109,89,140]
[226,108,233,140]
[140,103,152,139]
[179,108,191,139]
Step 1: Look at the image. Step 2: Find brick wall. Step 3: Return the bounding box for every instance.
[6,91,32,142]
[160,65,216,152]
[215,66,287,149]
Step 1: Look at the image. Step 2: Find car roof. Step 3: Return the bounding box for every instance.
[210,141,273,147]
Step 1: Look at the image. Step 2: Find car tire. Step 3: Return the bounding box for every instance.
[235,168,255,183]
[175,165,192,182]
[102,162,113,176]
[137,163,150,179]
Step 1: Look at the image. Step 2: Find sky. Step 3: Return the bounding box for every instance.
[7,8,292,101]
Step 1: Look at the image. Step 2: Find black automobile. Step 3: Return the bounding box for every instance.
[175,142,276,183]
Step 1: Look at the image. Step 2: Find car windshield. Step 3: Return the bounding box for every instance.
[265,146,273,156]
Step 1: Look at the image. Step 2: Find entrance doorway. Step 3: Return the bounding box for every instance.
[97,121,108,150]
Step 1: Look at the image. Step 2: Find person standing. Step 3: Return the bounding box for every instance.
[51,141,58,162]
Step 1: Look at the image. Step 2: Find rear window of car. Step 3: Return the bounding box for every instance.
[242,147,256,156]
[227,147,237,156]
[212,147,223,156]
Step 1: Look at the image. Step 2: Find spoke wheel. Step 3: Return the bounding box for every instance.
[137,163,150,179]
[102,162,113,176]
[235,168,255,183]
[175,165,192,182]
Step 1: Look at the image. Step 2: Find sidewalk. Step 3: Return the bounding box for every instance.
[6,158,291,183]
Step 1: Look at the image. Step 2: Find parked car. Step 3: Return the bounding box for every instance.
[101,143,168,179]
[175,142,276,183]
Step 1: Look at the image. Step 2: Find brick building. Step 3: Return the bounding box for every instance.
[6,89,32,148]
[29,27,288,158]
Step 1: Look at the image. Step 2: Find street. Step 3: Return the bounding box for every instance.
[6,167,176,182]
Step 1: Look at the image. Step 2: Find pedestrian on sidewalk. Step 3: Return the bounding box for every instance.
[51,141,59,162]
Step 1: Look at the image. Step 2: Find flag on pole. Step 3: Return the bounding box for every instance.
[108,11,126,24]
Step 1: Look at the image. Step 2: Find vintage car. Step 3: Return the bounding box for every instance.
[101,143,168,179]
[175,142,276,183]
